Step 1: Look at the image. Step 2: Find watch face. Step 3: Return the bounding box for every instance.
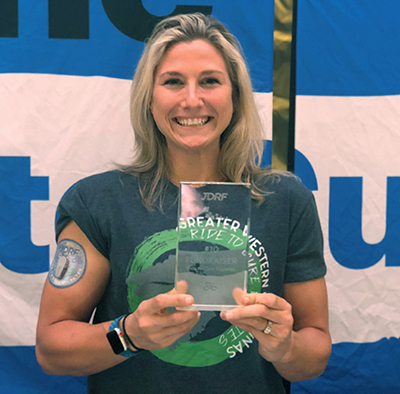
[107,329,125,354]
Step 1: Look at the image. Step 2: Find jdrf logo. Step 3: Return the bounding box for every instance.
[201,192,228,201]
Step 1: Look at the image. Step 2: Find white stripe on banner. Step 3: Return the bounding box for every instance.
[0,73,131,346]
[295,94,400,344]
[0,73,271,347]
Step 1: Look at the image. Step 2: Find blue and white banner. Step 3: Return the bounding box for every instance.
[293,1,400,392]
[0,1,273,393]
[0,0,399,393]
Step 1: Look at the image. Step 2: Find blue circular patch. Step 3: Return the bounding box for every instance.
[48,239,87,288]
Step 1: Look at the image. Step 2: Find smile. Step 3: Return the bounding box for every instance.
[174,117,211,127]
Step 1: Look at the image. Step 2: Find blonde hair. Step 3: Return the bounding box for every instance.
[122,13,272,209]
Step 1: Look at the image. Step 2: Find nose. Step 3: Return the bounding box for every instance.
[181,83,204,108]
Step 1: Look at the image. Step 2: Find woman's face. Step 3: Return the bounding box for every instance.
[152,39,233,154]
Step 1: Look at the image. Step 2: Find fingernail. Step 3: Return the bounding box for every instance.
[225,312,233,319]
[185,296,193,305]
[243,297,250,305]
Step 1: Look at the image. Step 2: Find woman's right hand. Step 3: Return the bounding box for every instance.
[124,282,200,351]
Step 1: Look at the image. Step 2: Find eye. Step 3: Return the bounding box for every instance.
[163,78,183,86]
[202,77,220,86]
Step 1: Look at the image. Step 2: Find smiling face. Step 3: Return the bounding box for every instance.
[152,40,234,155]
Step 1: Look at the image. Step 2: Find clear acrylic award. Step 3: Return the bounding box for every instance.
[176,182,251,311]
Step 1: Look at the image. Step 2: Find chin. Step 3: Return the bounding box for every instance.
[179,136,220,151]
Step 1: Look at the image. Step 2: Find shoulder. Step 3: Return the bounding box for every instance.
[74,170,137,190]
[66,170,139,199]
[255,172,319,225]
[58,170,141,213]
[260,171,314,203]
[55,171,140,245]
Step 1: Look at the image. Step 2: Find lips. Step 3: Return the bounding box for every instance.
[174,117,211,127]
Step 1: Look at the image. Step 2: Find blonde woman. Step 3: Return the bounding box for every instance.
[36,13,331,394]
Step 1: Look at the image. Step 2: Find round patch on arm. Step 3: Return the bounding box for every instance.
[48,239,87,288]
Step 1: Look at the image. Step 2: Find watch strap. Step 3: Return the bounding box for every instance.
[107,315,139,358]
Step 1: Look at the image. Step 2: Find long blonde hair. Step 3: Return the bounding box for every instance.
[122,13,272,209]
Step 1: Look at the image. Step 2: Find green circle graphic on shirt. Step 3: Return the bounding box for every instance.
[126,228,262,367]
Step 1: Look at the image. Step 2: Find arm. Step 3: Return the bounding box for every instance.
[36,221,199,376]
[220,277,331,382]
[36,220,117,375]
[273,278,331,381]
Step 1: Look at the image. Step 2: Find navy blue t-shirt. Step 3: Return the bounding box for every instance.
[56,170,326,394]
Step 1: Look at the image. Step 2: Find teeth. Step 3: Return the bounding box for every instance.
[176,117,209,126]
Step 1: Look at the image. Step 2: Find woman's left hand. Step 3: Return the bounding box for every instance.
[220,289,294,363]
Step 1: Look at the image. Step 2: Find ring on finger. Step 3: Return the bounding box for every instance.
[263,320,273,335]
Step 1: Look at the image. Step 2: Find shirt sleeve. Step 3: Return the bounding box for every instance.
[55,178,110,259]
[284,184,327,283]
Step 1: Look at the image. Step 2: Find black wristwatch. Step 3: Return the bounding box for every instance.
[107,327,128,355]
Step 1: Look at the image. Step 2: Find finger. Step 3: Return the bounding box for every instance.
[158,308,200,329]
[228,320,266,336]
[148,313,201,349]
[132,310,200,350]
[219,314,276,341]
[239,317,274,333]
[220,302,290,333]
[175,280,188,295]
[132,305,199,336]
[221,305,270,328]
[161,309,200,331]
[222,303,269,321]
[221,302,293,339]
[222,314,268,331]
[144,310,200,340]
[242,292,290,311]
[167,280,188,295]
[232,287,245,304]
[145,293,194,314]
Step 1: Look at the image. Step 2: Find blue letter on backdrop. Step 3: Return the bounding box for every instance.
[48,0,89,39]
[0,157,49,273]
[102,0,213,42]
[0,0,18,37]
[329,177,400,269]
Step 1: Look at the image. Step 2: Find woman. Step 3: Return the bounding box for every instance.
[36,13,331,393]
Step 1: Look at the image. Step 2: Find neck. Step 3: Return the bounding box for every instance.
[167,147,225,185]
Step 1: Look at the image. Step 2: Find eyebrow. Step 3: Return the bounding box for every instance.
[158,70,226,78]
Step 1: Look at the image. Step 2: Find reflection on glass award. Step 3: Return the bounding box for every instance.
[176,182,251,311]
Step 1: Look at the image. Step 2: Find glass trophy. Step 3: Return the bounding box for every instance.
[176,182,251,311]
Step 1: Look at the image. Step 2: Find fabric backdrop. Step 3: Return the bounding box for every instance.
[0,1,399,393]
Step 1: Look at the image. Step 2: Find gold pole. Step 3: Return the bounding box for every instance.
[272,0,296,171]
